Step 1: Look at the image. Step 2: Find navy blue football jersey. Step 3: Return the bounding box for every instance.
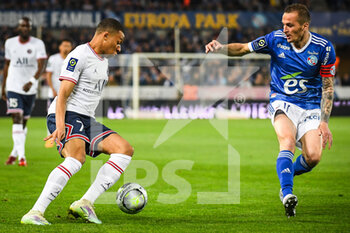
[249,30,336,109]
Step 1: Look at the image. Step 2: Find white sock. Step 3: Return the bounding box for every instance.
[19,127,28,160]
[32,157,82,214]
[81,153,132,204]
[10,147,17,158]
[12,124,25,160]
[24,127,27,143]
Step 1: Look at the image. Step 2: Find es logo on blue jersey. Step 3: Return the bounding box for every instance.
[66,58,78,72]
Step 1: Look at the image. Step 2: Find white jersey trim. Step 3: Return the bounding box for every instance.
[59,76,78,84]
[87,43,104,61]
[291,32,312,53]
[248,42,254,52]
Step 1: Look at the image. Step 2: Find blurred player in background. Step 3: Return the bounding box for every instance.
[21,18,132,225]
[1,17,47,166]
[205,3,335,217]
[45,39,73,148]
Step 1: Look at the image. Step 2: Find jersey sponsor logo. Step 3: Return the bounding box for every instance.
[66,58,78,72]
[277,43,290,50]
[16,57,29,65]
[307,55,318,66]
[252,37,267,51]
[280,72,302,80]
[284,79,308,95]
[303,113,320,122]
[82,88,100,95]
[322,52,330,65]
[307,51,318,55]
[280,72,308,94]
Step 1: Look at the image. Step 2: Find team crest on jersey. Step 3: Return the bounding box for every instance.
[66,58,78,72]
[27,49,32,54]
[307,55,318,66]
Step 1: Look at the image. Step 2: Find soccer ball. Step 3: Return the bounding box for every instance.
[116,183,148,214]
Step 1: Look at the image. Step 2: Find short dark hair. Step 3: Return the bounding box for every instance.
[60,38,72,45]
[96,18,124,34]
[19,16,32,28]
[284,3,310,25]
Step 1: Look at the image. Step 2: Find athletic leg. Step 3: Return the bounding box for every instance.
[21,139,84,225]
[273,111,298,217]
[69,133,133,224]
[6,113,25,165]
[18,118,29,166]
[293,129,322,176]
[81,133,133,204]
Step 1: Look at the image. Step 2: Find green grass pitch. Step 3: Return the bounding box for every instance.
[0,117,349,232]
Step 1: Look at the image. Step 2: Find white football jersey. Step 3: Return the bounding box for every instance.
[5,36,47,95]
[48,43,109,117]
[46,53,65,98]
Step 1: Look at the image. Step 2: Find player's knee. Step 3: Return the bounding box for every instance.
[62,150,86,164]
[120,143,134,157]
[105,140,134,156]
[304,151,321,167]
[75,156,86,165]
[279,136,296,151]
[12,113,23,124]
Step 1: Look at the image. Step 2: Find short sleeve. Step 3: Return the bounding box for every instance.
[36,39,47,59]
[320,42,336,78]
[59,48,85,85]
[4,40,10,60]
[248,31,274,54]
[46,56,54,72]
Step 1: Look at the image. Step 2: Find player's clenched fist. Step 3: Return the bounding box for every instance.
[205,40,224,53]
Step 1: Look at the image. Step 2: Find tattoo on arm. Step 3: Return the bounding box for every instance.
[321,77,334,123]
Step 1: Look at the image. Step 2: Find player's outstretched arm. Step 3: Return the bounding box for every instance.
[1,60,10,101]
[205,40,251,57]
[44,80,75,143]
[319,76,334,149]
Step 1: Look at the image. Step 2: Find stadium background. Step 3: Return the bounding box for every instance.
[0,0,350,232]
[0,0,350,119]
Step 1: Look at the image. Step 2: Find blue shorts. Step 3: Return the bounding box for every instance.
[47,111,116,158]
[6,91,36,119]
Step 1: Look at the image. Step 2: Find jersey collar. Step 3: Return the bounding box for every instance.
[18,36,31,44]
[291,32,312,53]
[87,42,104,61]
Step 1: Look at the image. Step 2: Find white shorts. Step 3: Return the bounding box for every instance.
[268,100,321,150]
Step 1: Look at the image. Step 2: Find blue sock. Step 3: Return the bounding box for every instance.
[276,150,294,198]
[293,154,312,176]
